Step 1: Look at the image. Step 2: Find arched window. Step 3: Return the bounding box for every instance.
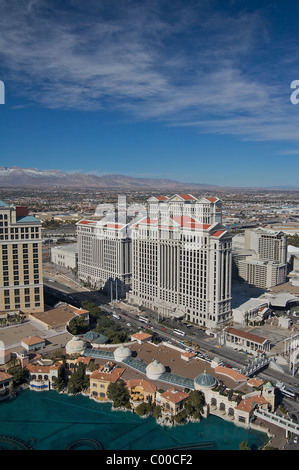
[219,402,226,413]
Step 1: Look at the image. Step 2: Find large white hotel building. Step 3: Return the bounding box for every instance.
[77,194,232,328]
[77,218,132,297]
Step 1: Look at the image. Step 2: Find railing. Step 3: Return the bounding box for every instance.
[240,356,270,376]
[254,409,299,435]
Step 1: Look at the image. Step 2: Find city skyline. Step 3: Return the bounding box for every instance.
[1,0,299,187]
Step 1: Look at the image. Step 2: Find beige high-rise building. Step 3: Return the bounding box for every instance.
[0,200,44,313]
[235,228,288,289]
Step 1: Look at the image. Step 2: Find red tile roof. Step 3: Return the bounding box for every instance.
[78,220,95,225]
[0,372,13,381]
[105,223,125,229]
[235,394,269,412]
[178,194,197,201]
[206,197,218,203]
[21,336,45,346]
[211,230,226,238]
[224,327,268,345]
[90,365,126,383]
[161,388,189,404]
[131,332,152,341]
[215,366,247,382]
[125,379,157,393]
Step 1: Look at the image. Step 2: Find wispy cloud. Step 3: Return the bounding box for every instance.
[0,0,298,143]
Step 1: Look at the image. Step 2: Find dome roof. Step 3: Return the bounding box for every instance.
[114,344,131,361]
[83,331,99,342]
[146,359,166,379]
[194,371,217,389]
[65,336,86,355]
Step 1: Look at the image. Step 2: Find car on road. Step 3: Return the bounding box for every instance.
[161,327,166,331]
[126,323,131,327]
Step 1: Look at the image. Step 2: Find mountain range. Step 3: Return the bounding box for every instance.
[0,166,218,190]
[0,166,297,191]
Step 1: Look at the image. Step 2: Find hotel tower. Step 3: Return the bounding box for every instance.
[127,194,232,329]
[0,200,44,313]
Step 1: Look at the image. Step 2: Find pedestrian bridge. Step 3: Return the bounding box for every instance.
[240,355,270,377]
[254,409,299,436]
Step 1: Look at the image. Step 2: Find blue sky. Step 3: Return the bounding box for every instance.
[0,0,299,188]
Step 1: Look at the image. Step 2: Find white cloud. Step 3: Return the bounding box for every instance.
[0,0,298,143]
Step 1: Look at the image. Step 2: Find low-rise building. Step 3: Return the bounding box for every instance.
[89,362,126,402]
[0,371,13,395]
[223,327,271,356]
[51,243,78,270]
[21,336,46,352]
[26,362,62,391]
[130,332,152,345]
[232,298,270,326]
[126,379,156,404]
[28,303,89,331]
[159,388,190,416]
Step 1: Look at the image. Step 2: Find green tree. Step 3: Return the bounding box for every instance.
[52,364,67,392]
[67,362,89,395]
[184,390,205,418]
[152,404,162,420]
[9,365,28,386]
[135,402,150,416]
[52,375,66,392]
[107,379,131,408]
[68,316,89,335]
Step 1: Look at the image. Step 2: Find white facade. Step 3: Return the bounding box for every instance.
[232,298,270,326]
[127,213,232,328]
[147,194,222,225]
[51,243,78,270]
[223,327,271,356]
[77,219,131,297]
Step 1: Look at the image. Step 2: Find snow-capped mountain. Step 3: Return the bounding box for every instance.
[0,166,215,190]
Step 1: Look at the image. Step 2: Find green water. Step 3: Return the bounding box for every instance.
[0,390,267,450]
